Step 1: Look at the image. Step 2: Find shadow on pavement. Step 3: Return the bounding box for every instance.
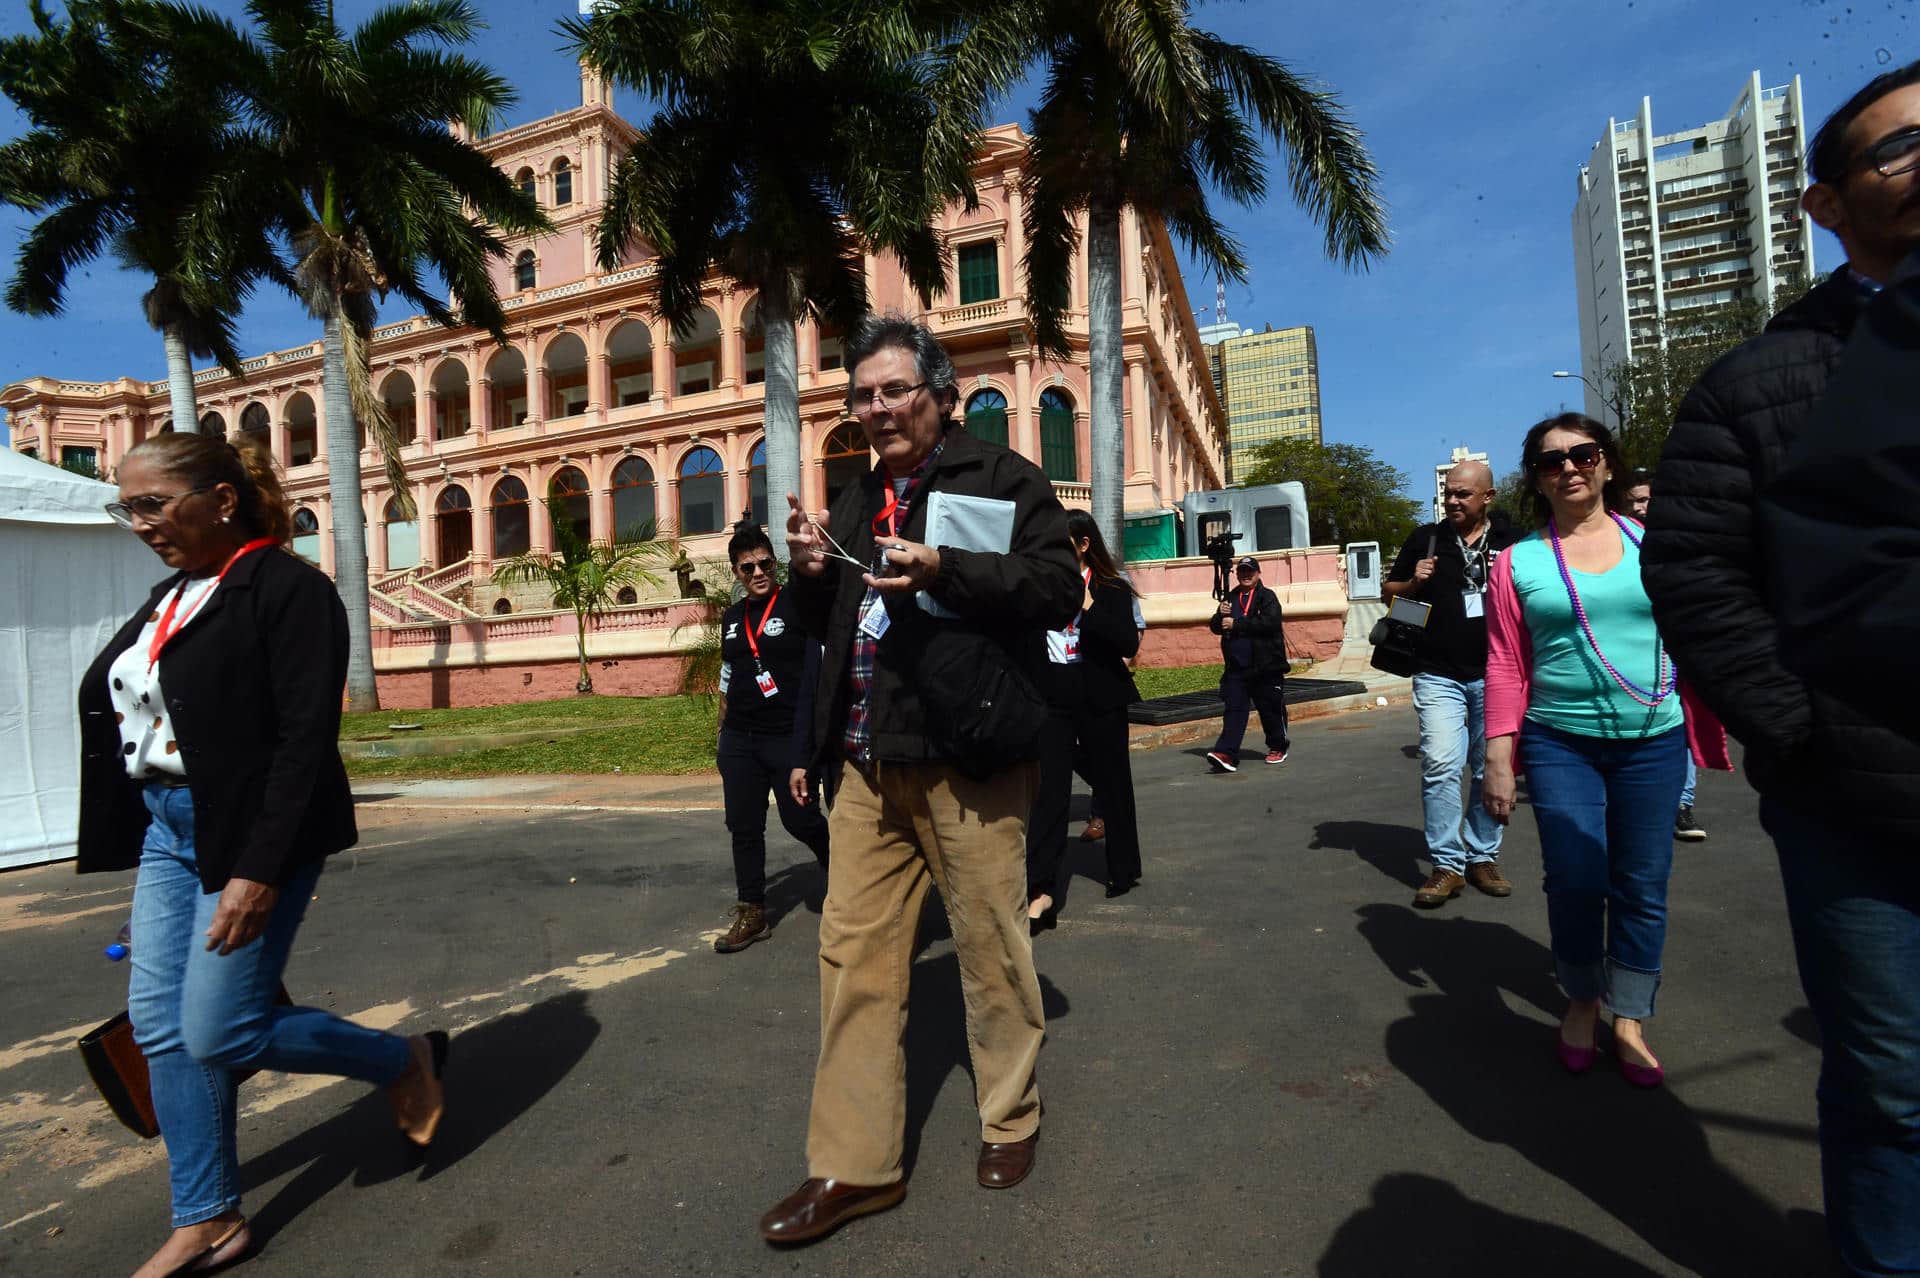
[1314,821,1432,890]
[1781,1005,1822,1049]
[1318,1173,1664,1275]
[240,992,599,1246]
[900,950,1069,1178]
[763,861,827,929]
[1352,904,1823,1276]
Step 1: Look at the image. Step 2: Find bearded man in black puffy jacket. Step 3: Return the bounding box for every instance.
[1640,63,1920,1278]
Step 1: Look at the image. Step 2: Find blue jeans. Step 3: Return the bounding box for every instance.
[1411,674,1503,874]
[1519,721,1687,1019]
[1681,755,1697,809]
[128,785,411,1227]
[1765,796,1920,1277]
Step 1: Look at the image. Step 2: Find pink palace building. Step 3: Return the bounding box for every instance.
[4,63,1348,705]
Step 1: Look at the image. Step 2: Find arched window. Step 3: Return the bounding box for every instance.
[515,167,535,200]
[678,446,725,535]
[1038,388,1077,483]
[493,598,513,615]
[616,585,638,605]
[611,455,656,542]
[549,465,592,546]
[748,440,767,528]
[820,419,870,510]
[383,495,419,571]
[491,475,530,557]
[965,388,1008,447]
[239,402,270,436]
[200,410,228,435]
[514,250,535,292]
[435,484,473,563]
[552,157,572,206]
[291,507,321,565]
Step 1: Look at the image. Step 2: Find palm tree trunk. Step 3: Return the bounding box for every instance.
[760,283,800,561]
[576,604,593,693]
[163,325,200,434]
[323,311,380,712]
[1086,195,1127,564]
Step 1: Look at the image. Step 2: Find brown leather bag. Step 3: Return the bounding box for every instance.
[78,985,294,1140]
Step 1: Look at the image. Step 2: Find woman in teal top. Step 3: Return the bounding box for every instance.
[1483,414,1695,1090]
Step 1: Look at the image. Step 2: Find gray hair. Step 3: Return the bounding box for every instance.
[845,313,958,415]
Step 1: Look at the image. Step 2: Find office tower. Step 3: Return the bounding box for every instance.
[1211,324,1321,481]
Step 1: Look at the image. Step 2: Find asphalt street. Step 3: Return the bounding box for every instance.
[2,706,1830,1276]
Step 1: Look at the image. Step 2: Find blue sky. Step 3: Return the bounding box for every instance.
[1,0,1911,495]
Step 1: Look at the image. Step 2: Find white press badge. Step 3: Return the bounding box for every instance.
[755,670,779,698]
[859,595,891,639]
[1463,590,1485,619]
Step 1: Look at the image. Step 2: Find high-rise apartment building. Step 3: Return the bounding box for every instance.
[1571,72,1813,426]
[1213,325,1321,480]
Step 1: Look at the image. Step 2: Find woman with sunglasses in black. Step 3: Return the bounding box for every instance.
[1482,415,1729,1088]
[713,525,831,952]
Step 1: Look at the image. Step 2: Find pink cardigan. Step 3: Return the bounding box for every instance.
[1485,541,1732,772]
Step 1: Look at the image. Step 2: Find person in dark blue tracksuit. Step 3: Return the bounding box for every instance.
[1205,556,1290,773]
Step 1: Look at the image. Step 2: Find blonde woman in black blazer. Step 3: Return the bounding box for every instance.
[1026,510,1144,930]
[77,434,446,1278]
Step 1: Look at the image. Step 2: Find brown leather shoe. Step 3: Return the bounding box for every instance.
[758,1177,905,1245]
[1466,862,1512,897]
[714,902,770,953]
[1412,869,1465,909]
[1080,818,1106,842]
[977,1132,1039,1188]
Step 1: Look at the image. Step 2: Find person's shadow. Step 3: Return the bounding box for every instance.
[1312,821,1430,890]
[762,860,827,928]
[238,992,599,1246]
[1319,1173,1664,1275]
[1351,904,1824,1276]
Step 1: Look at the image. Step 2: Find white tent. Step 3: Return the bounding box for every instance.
[1,449,162,870]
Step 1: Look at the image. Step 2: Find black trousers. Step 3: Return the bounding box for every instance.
[1213,668,1290,757]
[718,727,829,904]
[1027,702,1142,904]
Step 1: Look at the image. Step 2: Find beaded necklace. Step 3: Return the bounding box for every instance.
[1547,512,1675,707]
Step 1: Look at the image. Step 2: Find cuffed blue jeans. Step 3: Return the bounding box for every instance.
[128,785,412,1227]
[1765,796,1920,1277]
[1519,721,1687,1020]
[1411,673,1503,874]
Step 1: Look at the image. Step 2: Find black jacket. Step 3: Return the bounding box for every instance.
[1642,267,1920,837]
[76,547,358,892]
[1036,576,1143,714]
[790,424,1081,772]
[1209,582,1286,674]
[1764,248,1920,748]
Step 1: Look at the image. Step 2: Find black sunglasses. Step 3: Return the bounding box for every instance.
[736,557,777,576]
[1530,443,1604,476]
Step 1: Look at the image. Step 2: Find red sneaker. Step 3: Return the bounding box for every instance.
[1205,751,1237,773]
[1265,748,1290,765]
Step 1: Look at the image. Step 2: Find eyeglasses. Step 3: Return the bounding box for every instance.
[736,557,777,577]
[1530,443,1604,476]
[1442,487,1487,501]
[105,485,213,528]
[848,381,928,415]
[1849,127,1920,179]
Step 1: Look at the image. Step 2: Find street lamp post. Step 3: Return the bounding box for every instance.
[1551,370,1629,434]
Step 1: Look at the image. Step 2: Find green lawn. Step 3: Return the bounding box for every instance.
[341,662,1258,779]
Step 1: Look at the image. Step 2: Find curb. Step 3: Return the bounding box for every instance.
[1125,683,1410,754]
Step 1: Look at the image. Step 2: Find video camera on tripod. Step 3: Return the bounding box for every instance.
[1205,529,1243,601]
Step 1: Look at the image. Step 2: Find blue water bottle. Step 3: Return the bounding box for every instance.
[104,921,132,962]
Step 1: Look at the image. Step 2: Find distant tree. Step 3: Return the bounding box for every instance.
[492,485,671,695]
[1237,436,1420,553]
[1490,467,1533,531]
[1602,270,1822,471]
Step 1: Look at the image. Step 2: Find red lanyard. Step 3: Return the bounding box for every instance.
[873,474,903,539]
[148,538,275,670]
[1236,587,1254,615]
[743,589,780,664]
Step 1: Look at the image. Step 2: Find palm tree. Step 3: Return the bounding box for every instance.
[564,0,981,555]
[0,0,278,437]
[210,0,549,712]
[493,486,671,694]
[960,2,1390,558]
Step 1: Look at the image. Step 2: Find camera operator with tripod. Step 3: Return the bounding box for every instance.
[1204,557,1291,773]
[1383,459,1519,908]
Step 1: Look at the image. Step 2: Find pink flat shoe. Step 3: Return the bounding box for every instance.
[1619,1058,1665,1089]
[1557,1035,1597,1075]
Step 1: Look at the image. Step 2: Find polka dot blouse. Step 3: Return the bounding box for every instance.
[107,574,221,780]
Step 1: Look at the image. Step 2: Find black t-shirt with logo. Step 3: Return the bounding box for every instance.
[719,588,815,735]
[1385,521,1518,683]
